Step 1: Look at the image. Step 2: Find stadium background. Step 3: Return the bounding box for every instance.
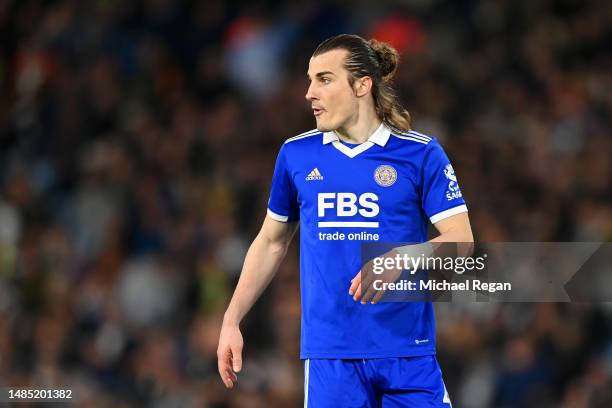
[0,0,610,406]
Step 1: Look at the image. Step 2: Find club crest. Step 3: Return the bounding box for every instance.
[374,165,397,187]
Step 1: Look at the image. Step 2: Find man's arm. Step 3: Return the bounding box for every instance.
[350,212,473,303]
[217,215,298,389]
[430,212,473,243]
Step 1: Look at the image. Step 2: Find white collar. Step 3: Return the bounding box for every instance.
[322,123,391,147]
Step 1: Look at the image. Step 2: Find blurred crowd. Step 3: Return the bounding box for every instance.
[0,0,611,407]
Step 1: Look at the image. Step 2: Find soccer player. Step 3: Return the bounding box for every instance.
[218,34,473,407]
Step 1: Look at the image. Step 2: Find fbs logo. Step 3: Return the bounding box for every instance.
[306,167,324,181]
[317,192,380,228]
[318,193,379,217]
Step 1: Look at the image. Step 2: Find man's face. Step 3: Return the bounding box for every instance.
[306,49,359,132]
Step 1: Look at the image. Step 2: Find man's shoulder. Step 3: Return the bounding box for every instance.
[283,129,323,146]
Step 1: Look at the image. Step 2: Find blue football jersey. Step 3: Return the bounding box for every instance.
[267,124,467,359]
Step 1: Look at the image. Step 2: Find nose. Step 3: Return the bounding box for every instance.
[305,82,317,102]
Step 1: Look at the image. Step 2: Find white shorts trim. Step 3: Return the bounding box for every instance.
[304,359,310,408]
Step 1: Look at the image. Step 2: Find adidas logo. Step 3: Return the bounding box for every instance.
[305,167,324,181]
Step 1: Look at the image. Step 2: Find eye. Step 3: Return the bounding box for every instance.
[321,77,331,84]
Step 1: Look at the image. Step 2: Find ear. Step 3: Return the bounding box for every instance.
[353,76,373,97]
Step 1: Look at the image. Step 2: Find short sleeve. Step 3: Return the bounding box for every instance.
[267,145,300,222]
[420,140,468,224]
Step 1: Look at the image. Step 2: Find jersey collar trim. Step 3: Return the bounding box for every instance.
[322,123,391,147]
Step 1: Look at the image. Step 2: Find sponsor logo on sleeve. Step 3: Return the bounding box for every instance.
[444,164,462,200]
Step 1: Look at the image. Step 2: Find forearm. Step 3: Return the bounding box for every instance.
[429,228,473,243]
[223,233,290,326]
[394,214,474,258]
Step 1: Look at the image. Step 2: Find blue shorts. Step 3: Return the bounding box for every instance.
[304,356,452,407]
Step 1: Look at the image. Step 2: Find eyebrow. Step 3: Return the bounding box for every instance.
[307,71,336,79]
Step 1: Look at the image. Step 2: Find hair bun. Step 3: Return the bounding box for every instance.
[369,39,399,81]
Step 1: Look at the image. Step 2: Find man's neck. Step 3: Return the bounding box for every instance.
[335,109,382,144]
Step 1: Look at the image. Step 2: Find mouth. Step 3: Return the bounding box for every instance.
[313,107,324,117]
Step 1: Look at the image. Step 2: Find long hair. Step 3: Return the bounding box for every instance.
[312,34,411,132]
